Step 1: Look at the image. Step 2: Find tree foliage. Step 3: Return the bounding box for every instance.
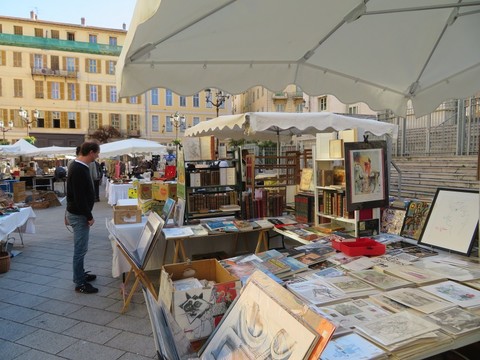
[89,126,122,144]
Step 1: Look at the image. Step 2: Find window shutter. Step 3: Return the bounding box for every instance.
[60,82,65,100]
[47,82,52,99]
[97,60,102,74]
[85,58,89,73]
[98,85,102,102]
[60,112,67,128]
[86,84,90,101]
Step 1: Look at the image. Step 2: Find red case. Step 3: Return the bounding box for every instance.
[331,237,386,257]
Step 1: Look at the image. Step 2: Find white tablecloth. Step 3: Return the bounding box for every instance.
[106,182,134,206]
[106,217,165,277]
[0,207,36,241]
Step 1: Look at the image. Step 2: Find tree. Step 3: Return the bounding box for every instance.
[24,136,36,144]
[89,126,122,144]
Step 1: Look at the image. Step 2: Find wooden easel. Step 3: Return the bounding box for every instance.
[116,243,159,313]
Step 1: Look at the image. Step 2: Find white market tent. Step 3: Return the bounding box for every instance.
[99,138,167,158]
[24,146,77,158]
[117,0,480,118]
[184,112,398,141]
[0,139,38,156]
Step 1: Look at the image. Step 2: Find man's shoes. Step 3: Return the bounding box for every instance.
[75,283,98,294]
[84,271,97,282]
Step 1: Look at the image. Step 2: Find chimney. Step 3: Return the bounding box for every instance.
[122,23,126,30]
[30,11,37,20]
[81,17,86,26]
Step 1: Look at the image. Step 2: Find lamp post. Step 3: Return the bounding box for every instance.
[0,120,13,142]
[205,88,229,117]
[171,111,185,143]
[18,107,39,136]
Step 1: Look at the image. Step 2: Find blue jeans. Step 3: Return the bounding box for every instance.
[67,212,90,286]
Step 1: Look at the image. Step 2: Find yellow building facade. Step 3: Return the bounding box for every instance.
[0,14,229,147]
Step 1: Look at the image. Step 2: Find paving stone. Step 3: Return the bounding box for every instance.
[58,340,125,360]
[16,328,77,354]
[0,319,37,341]
[106,332,157,358]
[0,339,30,359]
[63,321,122,344]
[25,312,79,333]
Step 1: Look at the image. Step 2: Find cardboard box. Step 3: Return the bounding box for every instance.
[152,181,177,201]
[159,259,241,341]
[13,181,26,202]
[113,206,142,224]
[137,182,152,200]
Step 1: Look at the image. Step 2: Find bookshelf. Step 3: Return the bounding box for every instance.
[313,134,380,237]
[184,149,242,223]
[243,153,299,219]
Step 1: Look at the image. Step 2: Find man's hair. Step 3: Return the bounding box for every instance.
[75,146,81,156]
[80,142,100,156]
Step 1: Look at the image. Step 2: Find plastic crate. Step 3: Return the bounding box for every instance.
[331,237,386,257]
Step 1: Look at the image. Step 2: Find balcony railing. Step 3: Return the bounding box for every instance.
[0,33,122,56]
[31,67,78,78]
[292,91,304,99]
[272,92,288,99]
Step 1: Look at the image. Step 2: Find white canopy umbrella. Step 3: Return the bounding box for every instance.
[184,112,398,141]
[0,139,38,156]
[117,0,480,118]
[99,138,167,158]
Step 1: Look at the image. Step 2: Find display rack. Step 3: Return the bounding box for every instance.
[313,143,380,237]
[244,153,299,218]
[184,149,242,223]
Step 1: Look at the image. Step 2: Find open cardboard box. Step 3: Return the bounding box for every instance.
[113,205,142,224]
[159,259,241,342]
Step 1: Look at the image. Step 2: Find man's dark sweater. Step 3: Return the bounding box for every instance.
[67,161,95,221]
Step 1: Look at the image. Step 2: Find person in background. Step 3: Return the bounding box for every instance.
[66,141,100,294]
[241,149,250,190]
[67,146,81,174]
[89,159,102,202]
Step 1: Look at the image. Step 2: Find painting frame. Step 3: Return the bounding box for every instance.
[344,141,389,212]
[418,188,479,256]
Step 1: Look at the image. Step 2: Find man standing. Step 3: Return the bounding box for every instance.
[66,142,100,294]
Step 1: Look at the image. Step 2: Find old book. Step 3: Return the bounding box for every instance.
[383,287,453,313]
[299,168,314,191]
[338,128,359,143]
[421,280,480,309]
[317,169,334,187]
[333,166,346,186]
[316,132,337,159]
[329,139,344,159]
[320,332,387,360]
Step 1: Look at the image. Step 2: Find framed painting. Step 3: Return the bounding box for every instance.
[199,274,321,359]
[344,141,389,211]
[400,200,431,240]
[418,188,479,256]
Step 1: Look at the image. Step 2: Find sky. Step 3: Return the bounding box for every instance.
[1,0,137,30]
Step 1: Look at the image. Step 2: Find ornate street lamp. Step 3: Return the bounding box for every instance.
[205,88,229,117]
[0,119,13,142]
[18,107,39,136]
[171,111,185,144]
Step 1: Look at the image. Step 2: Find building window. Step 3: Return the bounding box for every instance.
[129,96,138,104]
[68,112,77,128]
[14,26,23,35]
[51,82,60,100]
[193,117,200,126]
[179,95,186,107]
[14,79,23,98]
[165,116,172,132]
[33,54,43,69]
[275,103,285,112]
[67,83,77,100]
[127,114,140,131]
[110,113,120,129]
[107,60,115,75]
[152,115,159,132]
[35,81,44,99]
[67,32,75,41]
[295,103,304,113]
[165,89,173,106]
[89,85,98,102]
[206,99,212,108]
[88,59,97,73]
[36,117,45,128]
[66,57,76,72]
[13,52,22,67]
[52,111,61,128]
[318,96,327,111]
[34,28,43,37]
[348,105,358,115]
[89,113,99,130]
[151,89,159,105]
[109,37,117,46]
[51,55,59,71]
[109,86,117,102]
[89,34,97,43]
[51,30,59,39]
[193,93,199,107]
